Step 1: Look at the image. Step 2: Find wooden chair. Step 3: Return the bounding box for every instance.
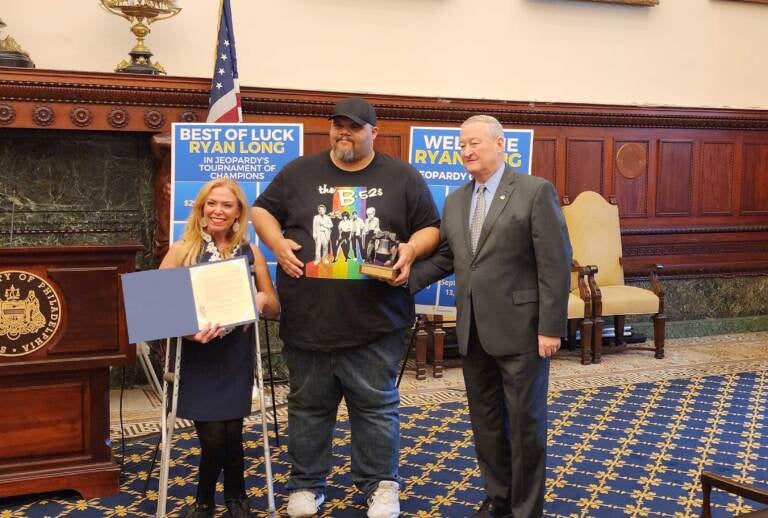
[701,471,768,517]
[566,262,596,364]
[414,314,457,380]
[561,191,665,363]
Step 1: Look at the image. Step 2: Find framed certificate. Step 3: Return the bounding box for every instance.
[189,257,256,328]
[121,256,257,343]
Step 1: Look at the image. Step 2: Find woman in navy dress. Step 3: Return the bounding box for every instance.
[160,178,280,518]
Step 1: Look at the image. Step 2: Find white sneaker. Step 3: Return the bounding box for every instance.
[367,481,400,518]
[286,489,325,517]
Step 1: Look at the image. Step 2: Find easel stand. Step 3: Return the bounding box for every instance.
[156,337,181,517]
[154,320,277,517]
[251,320,277,516]
[262,319,281,442]
[141,329,282,492]
[136,342,163,404]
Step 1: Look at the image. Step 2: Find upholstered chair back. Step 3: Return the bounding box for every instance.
[562,191,624,288]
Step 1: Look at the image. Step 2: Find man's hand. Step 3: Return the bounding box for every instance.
[538,334,561,358]
[275,237,304,278]
[388,242,416,286]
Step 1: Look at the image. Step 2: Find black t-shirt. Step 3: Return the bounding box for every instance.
[255,151,440,350]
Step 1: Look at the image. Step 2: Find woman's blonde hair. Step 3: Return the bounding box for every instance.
[176,178,250,266]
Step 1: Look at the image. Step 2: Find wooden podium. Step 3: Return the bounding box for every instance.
[0,244,142,499]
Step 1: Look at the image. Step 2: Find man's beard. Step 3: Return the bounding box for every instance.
[332,143,357,163]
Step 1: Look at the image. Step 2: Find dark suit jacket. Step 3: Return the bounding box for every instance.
[410,166,572,356]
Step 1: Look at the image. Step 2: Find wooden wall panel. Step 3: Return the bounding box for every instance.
[304,132,329,155]
[533,138,556,185]
[656,141,693,216]
[566,139,604,199]
[3,69,768,276]
[613,141,648,217]
[700,142,734,215]
[374,135,402,159]
[741,143,768,215]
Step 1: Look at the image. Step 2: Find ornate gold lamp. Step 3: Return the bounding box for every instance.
[99,0,181,75]
[0,17,35,68]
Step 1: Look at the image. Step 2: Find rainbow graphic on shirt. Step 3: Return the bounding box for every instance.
[306,186,369,279]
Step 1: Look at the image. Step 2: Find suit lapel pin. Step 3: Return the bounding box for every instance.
[500,195,506,200]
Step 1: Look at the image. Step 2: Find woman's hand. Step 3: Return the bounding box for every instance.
[185,323,224,343]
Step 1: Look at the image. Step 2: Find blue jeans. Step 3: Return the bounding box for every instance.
[282,330,407,497]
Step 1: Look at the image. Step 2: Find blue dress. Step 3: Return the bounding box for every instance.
[175,243,256,422]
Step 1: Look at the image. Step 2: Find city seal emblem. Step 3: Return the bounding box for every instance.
[0,270,61,357]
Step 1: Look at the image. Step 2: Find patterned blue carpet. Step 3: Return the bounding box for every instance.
[1,370,766,517]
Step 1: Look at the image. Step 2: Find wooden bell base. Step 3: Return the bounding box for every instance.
[359,263,396,281]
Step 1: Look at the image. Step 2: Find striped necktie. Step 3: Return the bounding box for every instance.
[470,185,486,254]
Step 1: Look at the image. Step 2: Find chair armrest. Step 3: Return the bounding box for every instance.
[584,264,602,317]
[648,264,664,296]
[570,258,581,272]
[571,261,598,315]
[701,471,768,518]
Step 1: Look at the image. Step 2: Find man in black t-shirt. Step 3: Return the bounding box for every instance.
[252,97,439,518]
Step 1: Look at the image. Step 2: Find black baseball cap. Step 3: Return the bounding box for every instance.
[330,97,377,126]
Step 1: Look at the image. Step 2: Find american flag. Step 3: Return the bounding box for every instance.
[206,0,242,123]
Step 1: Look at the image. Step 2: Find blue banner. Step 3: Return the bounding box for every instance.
[170,122,303,279]
[409,126,534,315]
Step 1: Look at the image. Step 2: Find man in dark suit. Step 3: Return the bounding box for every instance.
[407,115,572,517]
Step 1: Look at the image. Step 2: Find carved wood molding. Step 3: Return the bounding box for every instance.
[243,98,768,131]
[0,75,209,107]
[0,211,142,236]
[623,241,768,257]
[625,264,768,281]
[3,69,768,130]
[3,69,768,277]
[622,225,768,235]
